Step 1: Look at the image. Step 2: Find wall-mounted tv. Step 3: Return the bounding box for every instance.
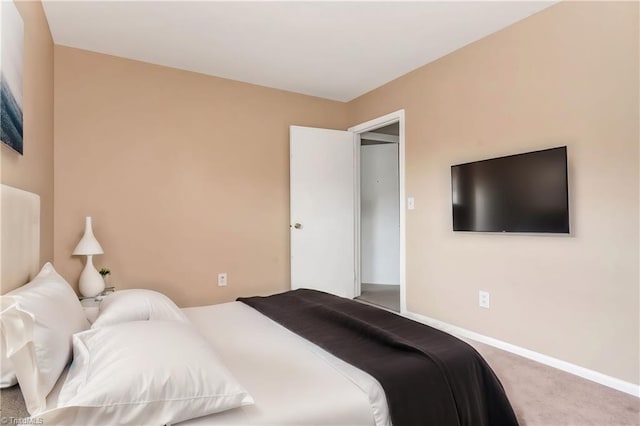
[451,146,569,233]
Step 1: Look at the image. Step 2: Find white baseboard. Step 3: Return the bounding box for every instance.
[403,310,640,398]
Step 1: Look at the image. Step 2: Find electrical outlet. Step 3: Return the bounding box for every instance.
[407,197,415,210]
[217,273,227,287]
[478,291,490,309]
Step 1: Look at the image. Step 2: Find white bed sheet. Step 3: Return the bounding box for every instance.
[177,302,391,426]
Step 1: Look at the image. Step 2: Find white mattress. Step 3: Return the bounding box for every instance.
[177,302,390,426]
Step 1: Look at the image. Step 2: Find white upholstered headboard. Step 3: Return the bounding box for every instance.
[0,184,40,294]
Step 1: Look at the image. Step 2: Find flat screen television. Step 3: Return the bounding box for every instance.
[451,146,569,233]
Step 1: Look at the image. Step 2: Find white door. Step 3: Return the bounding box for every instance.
[290,126,355,298]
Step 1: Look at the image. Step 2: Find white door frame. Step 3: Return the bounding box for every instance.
[349,110,406,314]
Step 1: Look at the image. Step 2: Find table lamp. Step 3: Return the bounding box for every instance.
[73,216,105,297]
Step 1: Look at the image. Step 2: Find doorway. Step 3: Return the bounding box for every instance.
[288,110,406,311]
[349,111,406,313]
[354,123,400,311]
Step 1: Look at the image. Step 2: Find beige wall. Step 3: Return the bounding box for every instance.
[1,0,54,289]
[53,46,348,307]
[348,2,639,384]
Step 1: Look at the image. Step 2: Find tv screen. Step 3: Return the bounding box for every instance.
[451,147,569,233]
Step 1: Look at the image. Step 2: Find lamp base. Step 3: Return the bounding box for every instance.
[79,255,105,297]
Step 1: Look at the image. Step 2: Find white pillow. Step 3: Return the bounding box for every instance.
[39,321,254,425]
[91,289,189,328]
[0,263,89,414]
[0,329,17,388]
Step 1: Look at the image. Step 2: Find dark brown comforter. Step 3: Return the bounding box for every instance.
[238,289,518,426]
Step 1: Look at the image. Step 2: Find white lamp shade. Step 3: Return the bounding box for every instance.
[73,216,104,256]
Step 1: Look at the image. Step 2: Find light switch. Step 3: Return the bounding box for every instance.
[407,197,415,210]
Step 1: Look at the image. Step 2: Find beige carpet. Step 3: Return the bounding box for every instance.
[0,384,28,419]
[469,341,639,425]
[1,336,638,425]
[357,283,400,312]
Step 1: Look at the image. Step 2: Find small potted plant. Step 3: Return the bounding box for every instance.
[99,268,111,287]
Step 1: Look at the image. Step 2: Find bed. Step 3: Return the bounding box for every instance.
[178,301,389,426]
[27,299,389,426]
[1,185,517,425]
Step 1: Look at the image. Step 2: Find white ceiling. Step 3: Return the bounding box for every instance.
[42,1,554,102]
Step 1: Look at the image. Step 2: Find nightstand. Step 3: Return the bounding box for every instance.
[80,297,101,323]
[79,287,115,324]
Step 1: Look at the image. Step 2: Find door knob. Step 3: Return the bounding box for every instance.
[293,223,302,229]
